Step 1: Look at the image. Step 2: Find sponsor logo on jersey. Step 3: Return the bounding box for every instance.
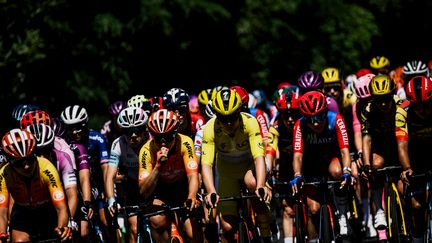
[0,195,5,204]
[53,190,65,201]
[187,161,198,170]
[336,118,349,146]
[43,169,58,188]
[139,172,150,180]
[184,141,194,159]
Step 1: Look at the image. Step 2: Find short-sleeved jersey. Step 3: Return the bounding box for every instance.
[109,136,141,181]
[201,112,265,167]
[292,111,350,154]
[360,95,409,141]
[138,134,199,184]
[0,157,66,209]
[54,136,76,171]
[52,148,77,189]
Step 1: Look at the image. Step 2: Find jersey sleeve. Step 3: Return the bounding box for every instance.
[181,135,199,175]
[255,109,270,141]
[40,158,67,207]
[335,114,350,149]
[0,166,10,209]
[72,143,90,170]
[138,141,154,185]
[55,150,77,188]
[193,126,204,158]
[108,137,122,167]
[245,115,266,159]
[265,126,279,157]
[360,102,371,136]
[95,132,110,165]
[292,119,304,153]
[395,99,409,141]
[201,118,216,167]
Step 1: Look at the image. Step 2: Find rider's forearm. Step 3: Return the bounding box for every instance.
[397,140,411,170]
[187,173,200,199]
[0,208,8,233]
[341,148,351,169]
[139,164,161,198]
[201,164,216,194]
[104,165,117,199]
[255,156,267,188]
[66,186,78,218]
[362,135,372,166]
[79,169,92,201]
[293,152,303,176]
[56,203,70,228]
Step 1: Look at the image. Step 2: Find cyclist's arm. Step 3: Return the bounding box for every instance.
[265,127,279,173]
[201,119,216,194]
[138,144,160,198]
[0,169,10,233]
[362,134,372,167]
[56,151,78,218]
[360,103,372,167]
[352,104,363,154]
[105,139,121,201]
[397,140,411,170]
[395,100,411,170]
[335,114,351,170]
[292,120,303,176]
[247,114,267,188]
[182,136,200,202]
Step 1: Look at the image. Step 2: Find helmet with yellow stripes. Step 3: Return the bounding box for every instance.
[212,89,242,116]
[370,74,395,96]
[322,67,341,84]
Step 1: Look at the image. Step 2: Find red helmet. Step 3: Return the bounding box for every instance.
[405,76,432,104]
[229,86,249,107]
[356,68,372,78]
[147,109,179,136]
[299,91,327,116]
[2,129,36,159]
[277,82,293,90]
[19,110,51,129]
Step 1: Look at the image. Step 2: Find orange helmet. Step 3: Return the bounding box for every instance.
[147,109,179,136]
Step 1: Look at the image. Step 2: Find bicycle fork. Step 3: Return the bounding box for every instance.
[170,221,184,243]
[387,182,408,239]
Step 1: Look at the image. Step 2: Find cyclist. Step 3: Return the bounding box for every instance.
[360,74,413,241]
[163,88,205,139]
[405,75,432,243]
[289,90,353,239]
[201,89,272,242]
[11,104,40,127]
[61,105,113,242]
[101,100,126,147]
[0,129,72,242]
[138,109,202,243]
[369,56,391,75]
[266,86,301,242]
[297,70,340,113]
[105,107,149,243]
[25,124,79,230]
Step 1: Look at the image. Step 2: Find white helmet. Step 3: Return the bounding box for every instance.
[60,105,88,125]
[403,60,428,76]
[26,123,55,148]
[117,107,148,128]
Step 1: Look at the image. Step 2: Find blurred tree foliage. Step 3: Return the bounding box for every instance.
[1,0,431,128]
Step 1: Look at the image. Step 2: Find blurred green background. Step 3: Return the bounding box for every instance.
[2,0,431,131]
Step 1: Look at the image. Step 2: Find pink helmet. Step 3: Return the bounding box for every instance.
[354,73,375,99]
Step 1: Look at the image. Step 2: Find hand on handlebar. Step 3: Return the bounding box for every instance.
[290,175,304,196]
[256,186,272,203]
[400,168,413,185]
[205,192,219,208]
[340,172,355,189]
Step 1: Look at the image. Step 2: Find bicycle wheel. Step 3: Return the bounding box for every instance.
[319,204,335,243]
[387,184,401,243]
[294,201,307,243]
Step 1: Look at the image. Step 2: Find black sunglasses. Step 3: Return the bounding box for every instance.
[217,113,240,124]
[153,133,176,144]
[11,155,35,168]
[304,112,326,124]
[324,84,342,93]
[124,126,145,137]
[280,109,302,120]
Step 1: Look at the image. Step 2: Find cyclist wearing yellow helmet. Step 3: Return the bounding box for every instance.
[360,74,413,240]
[201,89,272,242]
[369,56,391,75]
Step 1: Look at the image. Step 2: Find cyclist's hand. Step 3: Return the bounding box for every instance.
[185,197,200,211]
[156,146,169,164]
[205,192,219,208]
[55,226,72,242]
[107,197,117,217]
[290,175,304,196]
[83,201,94,219]
[400,168,413,185]
[256,186,272,203]
[68,218,79,232]
[0,231,9,243]
[360,164,371,180]
[340,173,354,189]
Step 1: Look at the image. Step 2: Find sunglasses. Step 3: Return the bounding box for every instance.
[280,109,302,120]
[124,127,145,137]
[153,133,176,144]
[217,113,239,124]
[304,112,326,124]
[11,156,35,168]
[374,95,393,104]
[324,84,342,93]
[66,123,87,133]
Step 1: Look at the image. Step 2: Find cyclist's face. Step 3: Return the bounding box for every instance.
[11,155,37,177]
[218,113,240,131]
[280,109,301,129]
[324,84,342,99]
[124,126,148,148]
[374,95,394,113]
[305,112,326,132]
[66,123,87,142]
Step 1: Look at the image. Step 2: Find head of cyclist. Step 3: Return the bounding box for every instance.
[356,68,372,78]
[188,95,200,114]
[60,105,89,143]
[403,60,429,83]
[202,101,216,122]
[212,89,242,132]
[51,117,66,138]
[299,91,328,133]
[229,85,249,111]
[162,88,191,133]
[277,82,293,90]
[19,110,52,129]
[322,67,343,103]
[297,70,324,93]
[370,74,396,113]
[11,104,40,125]
[353,73,375,100]
[274,86,301,129]
[149,96,164,112]
[405,75,432,118]
[127,94,151,112]
[147,109,180,148]
[26,123,55,158]
[369,56,391,75]
[117,107,149,149]
[2,128,38,176]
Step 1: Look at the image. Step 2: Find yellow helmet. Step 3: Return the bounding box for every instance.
[370,74,395,96]
[370,56,390,70]
[197,89,212,106]
[212,89,242,116]
[322,67,341,84]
